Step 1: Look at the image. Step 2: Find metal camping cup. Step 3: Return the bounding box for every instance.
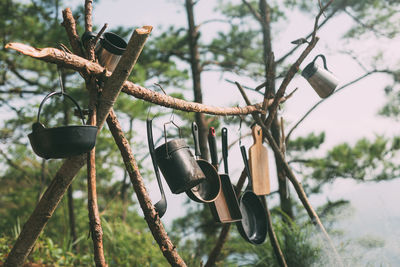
[82,31,127,72]
[28,91,97,159]
[301,54,339,98]
[155,121,206,194]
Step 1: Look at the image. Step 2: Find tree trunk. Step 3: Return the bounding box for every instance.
[258,0,294,220]
[185,0,209,161]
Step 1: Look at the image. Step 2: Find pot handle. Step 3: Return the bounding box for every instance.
[240,145,252,191]
[191,122,201,158]
[36,91,86,125]
[222,127,229,174]
[208,127,218,168]
[312,54,329,71]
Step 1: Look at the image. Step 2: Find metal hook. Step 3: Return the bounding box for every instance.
[239,116,243,146]
[56,65,65,95]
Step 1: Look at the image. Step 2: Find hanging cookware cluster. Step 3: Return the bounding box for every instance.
[148,120,271,245]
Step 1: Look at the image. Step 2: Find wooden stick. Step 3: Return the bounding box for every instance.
[61,8,85,58]
[5,43,280,116]
[84,0,93,32]
[106,110,187,267]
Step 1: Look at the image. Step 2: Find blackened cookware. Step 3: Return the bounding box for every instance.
[28,91,97,159]
[154,121,206,194]
[146,119,167,218]
[236,145,268,245]
[186,122,221,203]
[209,127,242,223]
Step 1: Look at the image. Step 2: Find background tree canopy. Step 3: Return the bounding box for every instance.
[0,0,399,266]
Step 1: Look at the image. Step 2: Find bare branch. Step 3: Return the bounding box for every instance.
[5,43,273,116]
[61,8,85,58]
[84,0,93,32]
[286,70,387,142]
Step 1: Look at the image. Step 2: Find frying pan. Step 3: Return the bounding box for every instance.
[236,145,267,245]
[28,91,97,159]
[208,127,242,223]
[146,119,167,218]
[186,122,221,203]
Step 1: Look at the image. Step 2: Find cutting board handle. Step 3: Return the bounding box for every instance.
[252,124,263,144]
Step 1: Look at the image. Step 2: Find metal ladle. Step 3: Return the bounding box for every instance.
[147,118,167,218]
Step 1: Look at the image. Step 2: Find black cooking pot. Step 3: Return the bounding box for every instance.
[28,91,98,159]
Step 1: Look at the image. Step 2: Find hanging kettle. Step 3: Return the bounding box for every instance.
[154,120,206,194]
[28,91,98,159]
[301,54,339,98]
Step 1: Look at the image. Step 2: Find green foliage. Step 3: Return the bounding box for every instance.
[289,135,400,193]
[287,132,325,152]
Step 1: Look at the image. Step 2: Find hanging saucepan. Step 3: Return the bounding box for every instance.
[147,119,167,218]
[236,145,267,245]
[28,91,98,159]
[155,120,206,194]
[186,122,221,203]
[209,127,242,223]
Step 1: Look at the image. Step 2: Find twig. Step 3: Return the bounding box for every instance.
[242,0,262,23]
[263,1,334,129]
[276,7,337,65]
[285,70,383,143]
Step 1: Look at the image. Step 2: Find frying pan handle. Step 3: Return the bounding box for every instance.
[222,127,228,174]
[147,119,166,201]
[37,91,86,125]
[191,122,201,158]
[240,145,252,190]
[208,127,218,168]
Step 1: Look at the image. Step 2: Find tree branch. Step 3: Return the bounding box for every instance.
[4,43,280,116]
[276,7,337,65]
[84,0,93,32]
[285,69,386,142]
[242,0,263,23]
[264,1,334,129]
[61,8,85,58]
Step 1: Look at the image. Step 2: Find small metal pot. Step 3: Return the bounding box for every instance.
[155,122,206,194]
[302,54,339,98]
[28,92,97,159]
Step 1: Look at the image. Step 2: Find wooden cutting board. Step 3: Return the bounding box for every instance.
[248,125,270,195]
